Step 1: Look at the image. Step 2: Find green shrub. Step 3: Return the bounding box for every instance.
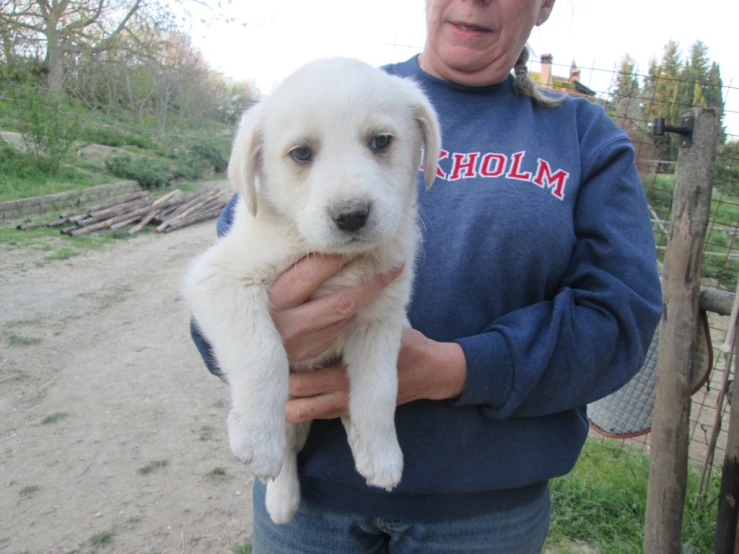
[174,154,208,180]
[80,127,125,147]
[11,83,81,174]
[80,126,154,150]
[0,143,45,180]
[190,142,228,173]
[105,154,170,189]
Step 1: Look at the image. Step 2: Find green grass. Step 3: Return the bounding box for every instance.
[4,317,42,328]
[137,459,169,475]
[18,485,40,498]
[41,412,69,425]
[0,222,133,254]
[89,530,114,547]
[546,439,719,553]
[0,224,60,248]
[205,467,229,480]
[642,171,739,290]
[19,485,39,497]
[231,539,253,554]
[5,331,42,346]
[43,247,79,261]
[93,284,132,309]
[199,425,214,441]
[0,145,107,201]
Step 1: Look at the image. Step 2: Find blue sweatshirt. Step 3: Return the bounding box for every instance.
[190,54,663,521]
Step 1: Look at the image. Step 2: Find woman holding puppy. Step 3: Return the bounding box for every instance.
[191,0,663,552]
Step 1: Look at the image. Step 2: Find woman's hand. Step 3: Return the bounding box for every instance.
[285,328,467,424]
[268,254,403,364]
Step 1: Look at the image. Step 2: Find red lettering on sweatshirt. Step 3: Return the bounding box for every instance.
[448,152,480,181]
[506,151,533,182]
[420,148,570,200]
[532,159,569,200]
[479,153,506,178]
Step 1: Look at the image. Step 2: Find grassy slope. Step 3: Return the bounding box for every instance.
[0,98,234,203]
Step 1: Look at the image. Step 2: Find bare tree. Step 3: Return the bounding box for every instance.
[0,0,147,92]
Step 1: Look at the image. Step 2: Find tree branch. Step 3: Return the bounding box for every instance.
[61,0,106,33]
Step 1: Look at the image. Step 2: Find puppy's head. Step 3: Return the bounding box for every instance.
[227,57,441,253]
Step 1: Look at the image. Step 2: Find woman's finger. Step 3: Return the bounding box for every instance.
[276,266,405,342]
[282,319,352,364]
[285,390,349,423]
[289,364,348,397]
[269,254,346,311]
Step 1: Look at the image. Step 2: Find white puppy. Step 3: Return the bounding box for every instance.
[184,57,441,524]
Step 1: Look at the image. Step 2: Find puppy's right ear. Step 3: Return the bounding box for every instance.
[396,77,442,190]
[228,102,265,217]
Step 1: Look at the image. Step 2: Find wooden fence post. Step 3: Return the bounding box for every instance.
[643,107,720,554]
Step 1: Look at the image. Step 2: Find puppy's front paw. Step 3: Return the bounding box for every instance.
[227,409,285,481]
[350,431,404,492]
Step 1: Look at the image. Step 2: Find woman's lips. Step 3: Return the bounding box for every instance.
[449,21,491,38]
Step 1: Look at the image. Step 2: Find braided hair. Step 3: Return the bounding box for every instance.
[512,47,565,108]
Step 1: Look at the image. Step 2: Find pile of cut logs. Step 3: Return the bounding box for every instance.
[16,187,228,236]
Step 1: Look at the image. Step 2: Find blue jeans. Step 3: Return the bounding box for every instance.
[251,479,551,553]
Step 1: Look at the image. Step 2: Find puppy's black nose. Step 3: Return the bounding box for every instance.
[330,201,370,232]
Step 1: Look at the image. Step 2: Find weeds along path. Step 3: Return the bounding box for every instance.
[0,215,256,553]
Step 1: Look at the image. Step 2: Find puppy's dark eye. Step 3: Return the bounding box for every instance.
[290,146,313,163]
[370,134,392,152]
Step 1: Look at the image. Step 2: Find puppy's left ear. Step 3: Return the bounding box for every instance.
[405,81,441,189]
[228,102,265,217]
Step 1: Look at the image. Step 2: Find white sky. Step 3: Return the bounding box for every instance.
[184,0,738,135]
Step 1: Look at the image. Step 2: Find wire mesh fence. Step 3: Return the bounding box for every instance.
[526,57,739,475]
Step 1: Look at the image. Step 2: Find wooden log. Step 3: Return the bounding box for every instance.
[151,188,183,207]
[61,191,150,219]
[644,108,721,554]
[81,197,155,224]
[158,187,219,224]
[156,204,181,221]
[128,209,161,235]
[161,206,225,233]
[157,189,221,232]
[110,214,145,230]
[69,198,182,236]
[197,196,226,213]
[161,189,219,223]
[17,218,70,230]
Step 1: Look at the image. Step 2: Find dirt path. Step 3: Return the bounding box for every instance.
[1,215,255,553]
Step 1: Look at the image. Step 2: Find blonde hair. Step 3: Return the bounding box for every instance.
[513,47,565,108]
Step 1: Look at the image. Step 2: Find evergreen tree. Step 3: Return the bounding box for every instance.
[611,55,641,128]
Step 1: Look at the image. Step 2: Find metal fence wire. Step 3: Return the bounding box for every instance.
[525,58,739,473]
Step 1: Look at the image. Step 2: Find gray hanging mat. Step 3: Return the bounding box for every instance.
[587,310,713,439]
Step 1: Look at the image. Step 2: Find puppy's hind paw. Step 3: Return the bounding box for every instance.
[227,410,285,481]
[266,481,301,524]
[354,439,404,492]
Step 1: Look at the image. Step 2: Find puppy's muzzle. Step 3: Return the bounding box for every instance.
[330,200,371,233]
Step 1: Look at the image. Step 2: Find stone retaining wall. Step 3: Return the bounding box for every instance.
[0,180,141,221]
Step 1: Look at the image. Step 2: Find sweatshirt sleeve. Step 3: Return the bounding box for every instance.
[451,138,663,419]
[189,192,240,381]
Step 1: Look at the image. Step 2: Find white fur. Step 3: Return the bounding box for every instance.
[183,57,441,524]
